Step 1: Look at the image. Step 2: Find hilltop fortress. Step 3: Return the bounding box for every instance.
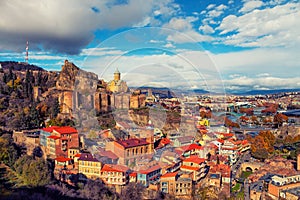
[56,60,146,117]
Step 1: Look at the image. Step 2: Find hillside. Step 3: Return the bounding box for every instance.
[0,61,44,71]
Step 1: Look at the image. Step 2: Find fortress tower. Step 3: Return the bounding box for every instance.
[114,68,120,81]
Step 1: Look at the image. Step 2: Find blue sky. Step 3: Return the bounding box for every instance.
[0,0,299,92]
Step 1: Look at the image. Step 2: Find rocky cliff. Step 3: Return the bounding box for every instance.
[56,60,80,91]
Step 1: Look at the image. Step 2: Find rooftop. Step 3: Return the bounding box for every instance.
[183,155,206,164]
[102,164,129,173]
[78,153,99,162]
[41,126,60,133]
[161,171,178,178]
[116,138,149,148]
[55,156,71,162]
[139,164,161,174]
[53,126,78,134]
[48,135,60,140]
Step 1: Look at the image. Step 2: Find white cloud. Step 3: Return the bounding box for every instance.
[216,4,228,11]
[217,2,300,48]
[199,24,215,34]
[164,43,176,48]
[80,47,124,57]
[200,10,207,15]
[206,4,216,10]
[256,73,270,77]
[207,10,224,18]
[149,40,163,44]
[239,0,264,13]
[224,76,300,91]
[166,30,214,43]
[75,44,300,92]
[163,17,214,43]
[211,47,300,78]
[0,0,179,54]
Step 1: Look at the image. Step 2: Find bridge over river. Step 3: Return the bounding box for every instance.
[232,127,276,135]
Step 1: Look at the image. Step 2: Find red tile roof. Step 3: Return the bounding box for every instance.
[102,164,129,173]
[221,133,234,138]
[42,126,59,133]
[217,139,224,144]
[129,172,137,177]
[116,138,149,148]
[241,140,249,145]
[210,164,231,177]
[161,171,178,178]
[180,165,200,171]
[181,143,204,152]
[139,165,161,174]
[160,138,171,145]
[184,155,206,164]
[53,126,78,135]
[55,156,71,162]
[74,153,81,157]
[48,135,60,140]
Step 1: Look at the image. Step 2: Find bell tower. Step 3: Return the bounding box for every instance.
[114,68,120,81]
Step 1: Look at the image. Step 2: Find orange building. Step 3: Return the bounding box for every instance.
[45,126,79,158]
[106,137,154,166]
[100,164,130,186]
[180,155,207,182]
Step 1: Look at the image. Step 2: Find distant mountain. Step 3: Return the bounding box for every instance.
[0,61,44,71]
[233,88,300,95]
[131,86,209,98]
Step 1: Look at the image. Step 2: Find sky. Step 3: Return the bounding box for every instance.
[0,0,299,93]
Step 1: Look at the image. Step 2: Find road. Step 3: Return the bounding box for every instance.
[231,151,251,178]
[244,179,250,200]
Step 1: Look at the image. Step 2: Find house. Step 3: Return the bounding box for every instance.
[100,164,130,186]
[44,126,80,158]
[207,163,231,196]
[268,174,300,198]
[173,136,194,147]
[176,143,204,158]
[180,155,207,182]
[78,153,102,180]
[40,126,59,147]
[219,140,239,164]
[47,135,60,158]
[137,164,161,187]
[129,172,137,182]
[106,137,154,166]
[160,172,193,199]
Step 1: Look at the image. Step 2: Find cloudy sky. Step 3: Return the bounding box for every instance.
[0,0,299,93]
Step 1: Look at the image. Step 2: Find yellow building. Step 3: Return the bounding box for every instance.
[107,69,128,93]
[78,153,102,180]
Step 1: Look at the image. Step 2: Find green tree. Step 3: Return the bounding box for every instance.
[36,71,43,86]
[28,104,42,129]
[50,97,60,118]
[0,134,18,167]
[79,179,117,200]
[14,155,51,187]
[121,182,145,200]
[252,148,269,161]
